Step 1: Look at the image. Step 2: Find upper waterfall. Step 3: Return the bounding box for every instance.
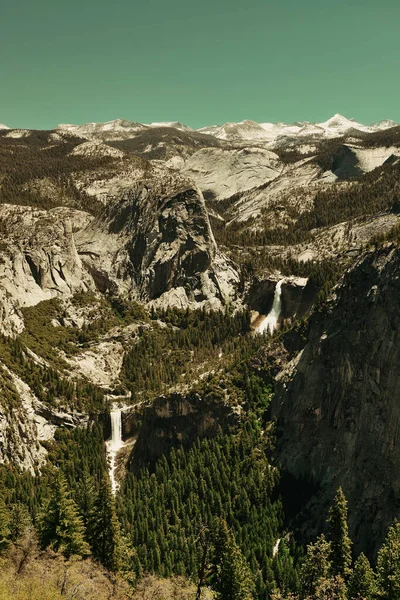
[256,280,283,335]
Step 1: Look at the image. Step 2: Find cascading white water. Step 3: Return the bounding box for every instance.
[256,280,284,335]
[110,409,122,450]
[273,538,281,558]
[106,407,124,495]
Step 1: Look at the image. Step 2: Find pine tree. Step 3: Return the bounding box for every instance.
[9,502,31,542]
[327,488,352,578]
[38,472,90,558]
[376,519,400,600]
[314,575,347,600]
[75,469,96,527]
[0,499,10,551]
[301,534,332,599]
[212,519,254,600]
[348,553,377,600]
[88,475,123,572]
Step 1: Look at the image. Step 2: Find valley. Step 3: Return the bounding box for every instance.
[0,114,400,599]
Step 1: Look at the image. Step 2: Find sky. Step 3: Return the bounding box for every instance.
[1,0,399,129]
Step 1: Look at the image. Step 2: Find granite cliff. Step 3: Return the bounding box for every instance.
[272,244,400,555]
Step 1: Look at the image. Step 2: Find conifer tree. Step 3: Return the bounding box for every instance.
[75,469,96,527]
[376,519,400,600]
[314,575,347,600]
[0,499,10,551]
[348,552,377,600]
[327,488,352,578]
[9,502,31,542]
[38,472,90,558]
[88,475,123,572]
[212,519,253,600]
[300,534,332,599]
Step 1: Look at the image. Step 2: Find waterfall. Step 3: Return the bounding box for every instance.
[273,538,281,558]
[110,409,122,451]
[257,280,284,334]
[106,407,124,495]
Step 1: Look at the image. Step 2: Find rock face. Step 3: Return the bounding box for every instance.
[182,147,282,201]
[0,162,239,334]
[124,392,240,473]
[76,171,239,309]
[0,362,88,473]
[272,245,400,555]
[280,279,317,320]
[0,205,94,334]
[331,144,400,179]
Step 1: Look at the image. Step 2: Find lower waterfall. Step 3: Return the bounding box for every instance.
[106,407,124,494]
[256,279,284,334]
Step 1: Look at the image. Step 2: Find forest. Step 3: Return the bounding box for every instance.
[0,279,399,597]
[0,416,399,599]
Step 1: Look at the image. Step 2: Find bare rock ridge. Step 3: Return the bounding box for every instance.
[76,176,238,308]
[272,245,400,555]
[0,205,94,334]
[0,161,239,334]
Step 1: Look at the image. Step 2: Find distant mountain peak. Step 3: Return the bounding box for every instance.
[0,123,9,130]
[53,114,398,145]
[374,119,398,130]
[147,121,192,131]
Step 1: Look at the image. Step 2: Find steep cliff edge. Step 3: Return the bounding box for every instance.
[123,392,240,473]
[76,169,238,309]
[272,244,400,555]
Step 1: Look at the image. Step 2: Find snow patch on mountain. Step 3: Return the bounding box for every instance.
[198,114,398,143]
[199,120,273,141]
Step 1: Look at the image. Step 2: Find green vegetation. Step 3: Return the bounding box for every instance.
[21,299,83,365]
[122,307,251,400]
[0,365,20,410]
[0,332,105,411]
[327,488,352,579]
[2,425,400,600]
[38,472,90,558]
[120,421,282,598]
[0,130,114,215]
[212,519,254,600]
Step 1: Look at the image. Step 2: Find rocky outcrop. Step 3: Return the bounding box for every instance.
[280,279,317,320]
[0,205,94,334]
[0,164,239,334]
[0,362,88,472]
[271,245,400,556]
[76,168,239,310]
[182,146,282,201]
[124,392,240,473]
[331,144,400,179]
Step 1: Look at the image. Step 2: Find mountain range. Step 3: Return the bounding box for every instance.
[0,111,400,598]
[2,113,397,143]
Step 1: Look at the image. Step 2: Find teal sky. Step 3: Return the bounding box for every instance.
[1,0,399,129]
